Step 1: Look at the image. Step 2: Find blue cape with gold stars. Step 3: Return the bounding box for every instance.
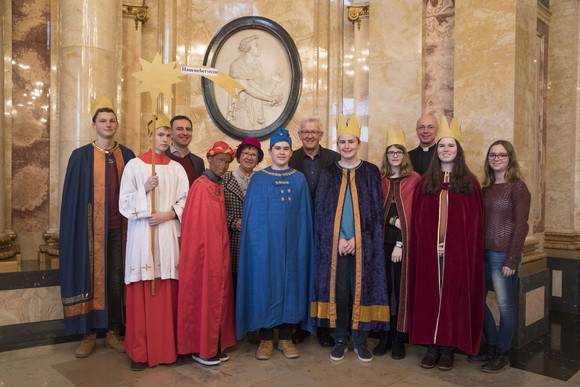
[235,167,314,339]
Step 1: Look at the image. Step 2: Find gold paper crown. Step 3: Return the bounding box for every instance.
[337,113,361,138]
[436,115,461,142]
[147,111,171,133]
[91,96,115,118]
[385,126,406,149]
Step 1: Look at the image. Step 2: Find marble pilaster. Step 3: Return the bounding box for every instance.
[545,0,579,233]
[368,0,422,165]
[56,0,122,223]
[121,1,146,154]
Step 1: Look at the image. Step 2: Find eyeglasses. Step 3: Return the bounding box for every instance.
[299,131,321,136]
[387,151,404,157]
[488,153,508,160]
[241,151,258,158]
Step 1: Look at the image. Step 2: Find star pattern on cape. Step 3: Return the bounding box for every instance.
[133,53,182,104]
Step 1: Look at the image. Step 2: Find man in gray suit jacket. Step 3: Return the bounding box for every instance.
[165,115,205,186]
[288,117,340,348]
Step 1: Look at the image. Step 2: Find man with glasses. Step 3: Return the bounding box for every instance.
[165,115,205,186]
[289,117,341,201]
[409,114,439,175]
[289,117,340,348]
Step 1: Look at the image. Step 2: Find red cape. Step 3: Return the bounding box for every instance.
[177,175,236,358]
[407,174,484,354]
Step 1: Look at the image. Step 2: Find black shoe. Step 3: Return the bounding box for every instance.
[292,328,311,344]
[131,361,147,371]
[169,356,184,366]
[467,345,497,363]
[481,350,510,373]
[372,331,392,356]
[438,346,455,371]
[420,344,440,369]
[391,331,406,360]
[317,328,335,347]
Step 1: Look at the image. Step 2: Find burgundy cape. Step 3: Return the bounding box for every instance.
[177,175,236,358]
[407,174,484,354]
[381,171,421,332]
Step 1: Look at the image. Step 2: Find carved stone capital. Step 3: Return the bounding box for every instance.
[123,4,150,30]
[347,5,369,30]
[0,233,19,260]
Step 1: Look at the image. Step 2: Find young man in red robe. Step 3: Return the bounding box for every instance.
[177,141,238,366]
[119,113,189,371]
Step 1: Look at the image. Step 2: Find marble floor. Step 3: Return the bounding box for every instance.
[1,334,579,387]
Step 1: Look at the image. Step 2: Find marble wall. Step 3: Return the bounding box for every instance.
[368,0,422,165]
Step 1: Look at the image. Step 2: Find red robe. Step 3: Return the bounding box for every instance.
[407,174,484,354]
[177,175,237,358]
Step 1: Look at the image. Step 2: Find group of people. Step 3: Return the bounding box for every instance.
[59,97,530,375]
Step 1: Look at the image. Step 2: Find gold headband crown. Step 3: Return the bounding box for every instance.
[337,112,361,138]
[436,115,461,142]
[91,96,115,118]
[386,125,406,149]
[147,111,171,133]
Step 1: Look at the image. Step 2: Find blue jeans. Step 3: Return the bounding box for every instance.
[482,249,520,351]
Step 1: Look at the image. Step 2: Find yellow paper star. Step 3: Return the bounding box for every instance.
[132,53,182,106]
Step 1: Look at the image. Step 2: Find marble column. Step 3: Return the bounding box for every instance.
[56,0,122,225]
[368,0,422,164]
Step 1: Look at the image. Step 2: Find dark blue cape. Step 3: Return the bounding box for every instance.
[311,161,390,331]
[59,143,135,335]
[235,167,314,339]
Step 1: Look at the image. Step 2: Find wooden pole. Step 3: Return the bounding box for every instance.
[150,114,157,296]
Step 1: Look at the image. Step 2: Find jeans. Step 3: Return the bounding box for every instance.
[482,249,520,351]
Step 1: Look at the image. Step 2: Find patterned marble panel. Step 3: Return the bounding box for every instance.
[11,0,50,240]
[423,0,454,118]
[0,286,62,326]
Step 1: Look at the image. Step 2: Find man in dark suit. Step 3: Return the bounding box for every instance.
[408,114,439,175]
[289,117,340,348]
[289,117,341,201]
[165,115,205,185]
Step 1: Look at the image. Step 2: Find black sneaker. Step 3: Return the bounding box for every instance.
[130,361,147,371]
[481,351,510,373]
[170,356,185,366]
[354,343,373,363]
[192,353,221,366]
[330,339,349,361]
[219,352,229,362]
[467,346,497,363]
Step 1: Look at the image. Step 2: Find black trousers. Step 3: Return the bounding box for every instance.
[107,228,124,332]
